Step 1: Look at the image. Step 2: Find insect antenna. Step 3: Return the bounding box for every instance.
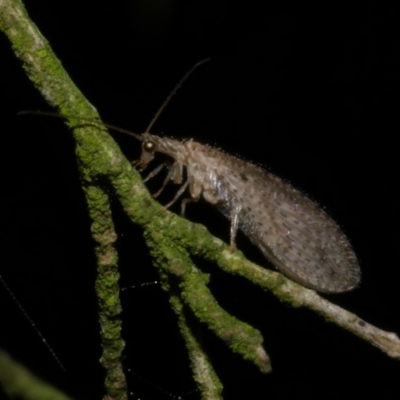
[17,111,143,141]
[144,58,211,133]
[18,59,210,141]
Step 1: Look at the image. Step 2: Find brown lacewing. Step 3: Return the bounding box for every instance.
[21,59,361,293]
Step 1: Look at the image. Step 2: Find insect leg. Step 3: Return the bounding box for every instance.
[143,163,166,183]
[230,204,242,252]
[180,197,199,217]
[151,161,183,199]
[161,179,190,211]
[143,163,169,198]
[179,171,205,216]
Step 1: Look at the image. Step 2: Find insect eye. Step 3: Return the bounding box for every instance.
[144,140,156,153]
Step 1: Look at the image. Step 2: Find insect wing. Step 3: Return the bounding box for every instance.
[214,158,360,293]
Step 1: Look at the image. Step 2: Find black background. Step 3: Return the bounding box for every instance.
[1,1,399,399]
